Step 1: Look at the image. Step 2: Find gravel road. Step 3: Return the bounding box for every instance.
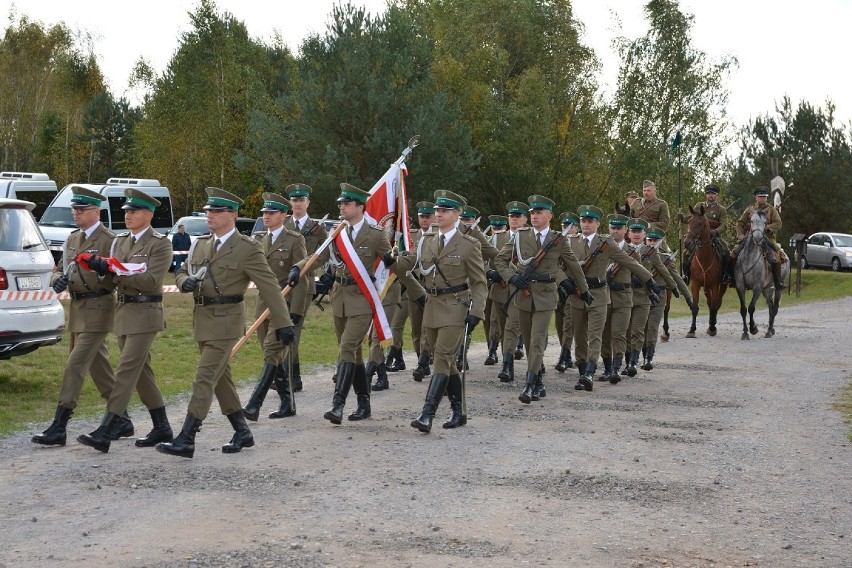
[1,297,850,568]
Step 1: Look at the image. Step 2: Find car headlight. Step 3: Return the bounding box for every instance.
[845,251,852,257]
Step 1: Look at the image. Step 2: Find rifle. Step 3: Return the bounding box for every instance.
[301,213,329,238]
[500,232,565,315]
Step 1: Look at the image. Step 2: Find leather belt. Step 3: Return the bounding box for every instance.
[585,277,606,289]
[608,283,631,291]
[426,283,469,296]
[117,294,163,304]
[70,289,113,300]
[632,282,645,289]
[529,277,555,283]
[335,276,375,285]
[194,295,244,306]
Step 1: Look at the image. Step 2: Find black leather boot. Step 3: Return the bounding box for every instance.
[32,405,73,446]
[391,347,406,372]
[642,346,655,371]
[77,411,120,453]
[442,374,467,429]
[627,351,639,377]
[412,352,431,382]
[135,406,173,447]
[348,364,372,421]
[242,363,278,421]
[498,352,514,382]
[771,260,785,289]
[107,411,134,440]
[599,357,613,382]
[384,346,397,369]
[292,362,303,392]
[575,361,595,391]
[610,354,623,384]
[156,415,202,458]
[555,345,572,372]
[372,362,389,391]
[484,339,499,365]
[411,373,450,433]
[577,360,587,376]
[222,410,254,453]
[519,372,537,404]
[532,372,546,400]
[514,338,525,360]
[455,337,470,371]
[331,361,339,383]
[269,364,296,418]
[324,362,355,424]
[641,346,648,368]
[365,361,377,384]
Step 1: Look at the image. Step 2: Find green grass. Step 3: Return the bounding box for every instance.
[1,268,849,436]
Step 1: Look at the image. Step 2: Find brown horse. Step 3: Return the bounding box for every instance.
[684,205,728,337]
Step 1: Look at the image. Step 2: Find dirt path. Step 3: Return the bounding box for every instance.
[1,297,850,568]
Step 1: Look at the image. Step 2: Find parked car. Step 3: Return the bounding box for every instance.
[0,198,65,359]
[799,232,852,271]
[167,214,259,247]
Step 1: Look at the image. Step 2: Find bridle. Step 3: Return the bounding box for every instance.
[685,214,712,249]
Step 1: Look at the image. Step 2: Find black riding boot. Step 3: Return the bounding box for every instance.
[682,252,693,284]
[292,362,303,392]
[242,363,278,421]
[156,415,202,458]
[32,405,73,446]
[555,345,573,372]
[577,361,587,376]
[348,364,371,421]
[722,256,733,283]
[384,346,397,369]
[576,361,595,391]
[135,406,174,447]
[77,411,120,453]
[324,362,355,424]
[627,351,640,377]
[642,346,656,371]
[456,337,470,371]
[372,362,390,391]
[610,354,623,384]
[222,410,254,453]
[269,364,296,418]
[532,370,546,400]
[443,374,467,429]
[641,346,648,368]
[413,352,431,382]
[391,347,406,372]
[484,339,499,365]
[770,260,785,289]
[411,373,450,433]
[498,352,514,382]
[519,372,537,404]
[599,357,613,382]
[331,361,339,383]
[365,361,377,384]
[108,411,135,440]
[515,337,525,360]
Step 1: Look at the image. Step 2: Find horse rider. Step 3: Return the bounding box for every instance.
[630,180,671,251]
[731,187,785,290]
[678,183,732,283]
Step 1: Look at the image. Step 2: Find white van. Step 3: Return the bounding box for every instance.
[0,172,58,221]
[38,178,173,264]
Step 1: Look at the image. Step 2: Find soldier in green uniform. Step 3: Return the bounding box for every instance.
[158,188,295,458]
[599,213,634,382]
[496,201,528,383]
[554,212,580,372]
[77,188,174,453]
[630,180,671,251]
[409,201,435,381]
[677,184,732,282]
[32,187,124,447]
[241,193,307,420]
[568,206,658,390]
[731,187,785,289]
[283,183,328,391]
[391,190,488,432]
[495,196,590,403]
[483,215,510,366]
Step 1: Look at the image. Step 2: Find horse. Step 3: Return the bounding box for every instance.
[684,205,728,337]
[733,209,789,339]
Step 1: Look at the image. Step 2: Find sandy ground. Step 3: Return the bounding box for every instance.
[1,297,850,568]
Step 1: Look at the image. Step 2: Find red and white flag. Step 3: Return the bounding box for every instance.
[365,160,410,299]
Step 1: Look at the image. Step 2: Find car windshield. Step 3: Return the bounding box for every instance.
[832,235,852,247]
[172,217,210,236]
[0,208,48,252]
[38,206,76,228]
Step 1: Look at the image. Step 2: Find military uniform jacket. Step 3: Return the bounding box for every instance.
[285,215,328,295]
[487,230,512,303]
[631,197,671,231]
[660,252,693,303]
[52,223,116,333]
[737,202,781,244]
[495,227,588,312]
[112,229,171,335]
[459,224,499,262]
[567,234,653,310]
[396,231,487,326]
[605,240,635,310]
[177,233,292,342]
[255,227,308,318]
[692,201,727,233]
[628,244,672,307]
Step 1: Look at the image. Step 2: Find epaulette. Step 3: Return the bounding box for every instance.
[369,223,383,231]
[462,234,479,245]
[69,228,82,236]
[252,230,268,238]
[568,233,582,238]
[151,231,166,239]
[598,234,613,243]
[197,234,214,241]
[237,233,257,244]
[516,226,531,232]
[284,228,302,238]
[100,226,116,238]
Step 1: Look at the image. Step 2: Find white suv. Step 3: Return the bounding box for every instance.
[0,198,65,359]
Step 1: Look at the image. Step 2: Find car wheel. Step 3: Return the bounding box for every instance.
[831,257,841,272]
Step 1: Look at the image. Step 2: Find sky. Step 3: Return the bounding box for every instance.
[2,0,850,132]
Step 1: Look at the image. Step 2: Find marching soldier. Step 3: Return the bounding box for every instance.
[390,190,487,432]
[283,183,329,391]
[241,193,307,421]
[32,187,122,447]
[483,215,510,366]
[495,195,590,404]
[497,201,529,383]
[385,228,413,374]
[554,212,580,372]
[731,187,785,289]
[630,180,671,251]
[677,183,732,282]
[599,213,634,382]
[77,188,174,453]
[409,201,435,381]
[158,188,295,458]
[568,206,658,390]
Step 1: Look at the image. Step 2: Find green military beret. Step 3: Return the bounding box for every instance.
[528,194,555,211]
[489,215,509,227]
[286,183,312,198]
[123,188,161,212]
[461,206,480,219]
[577,205,603,220]
[69,186,104,207]
[337,183,370,203]
[260,192,291,213]
[560,212,580,225]
[628,218,649,231]
[607,213,629,226]
[416,201,436,215]
[433,190,466,210]
[506,201,527,215]
[203,187,242,212]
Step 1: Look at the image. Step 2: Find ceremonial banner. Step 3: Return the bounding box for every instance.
[365,160,410,298]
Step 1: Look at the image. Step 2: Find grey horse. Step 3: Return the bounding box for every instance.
[733,209,789,339]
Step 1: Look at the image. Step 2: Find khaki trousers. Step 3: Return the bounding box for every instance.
[58,331,114,409]
[571,302,607,365]
[518,308,553,376]
[601,304,632,358]
[407,295,429,355]
[644,300,666,348]
[424,324,465,376]
[334,313,373,364]
[187,338,242,420]
[627,304,651,353]
[500,303,520,354]
[555,301,574,350]
[369,302,398,364]
[107,332,165,414]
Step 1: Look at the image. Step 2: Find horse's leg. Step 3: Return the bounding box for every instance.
[736,285,749,340]
[687,281,699,338]
[661,290,671,342]
[707,285,718,337]
[748,288,760,335]
[765,288,780,338]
